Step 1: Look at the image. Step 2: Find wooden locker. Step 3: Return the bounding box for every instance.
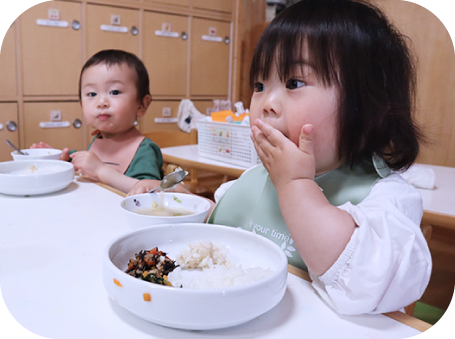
[140,100,181,133]
[20,1,82,96]
[193,100,214,116]
[142,11,188,96]
[190,18,231,96]
[193,0,232,13]
[23,102,83,151]
[0,103,19,162]
[86,4,140,60]
[0,24,17,97]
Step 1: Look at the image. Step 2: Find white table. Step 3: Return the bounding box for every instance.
[0,177,430,338]
[161,145,247,178]
[417,164,455,230]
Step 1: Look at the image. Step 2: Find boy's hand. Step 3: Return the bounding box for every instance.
[70,151,104,180]
[250,119,316,191]
[127,179,161,196]
[30,142,70,161]
[30,141,52,149]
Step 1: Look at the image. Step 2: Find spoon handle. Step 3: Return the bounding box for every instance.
[6,140,27,155]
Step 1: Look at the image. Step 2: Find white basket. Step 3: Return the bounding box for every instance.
[197,120,261,168]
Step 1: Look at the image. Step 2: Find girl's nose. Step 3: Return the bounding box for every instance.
[262,91,281,117]
[97,96,109,109]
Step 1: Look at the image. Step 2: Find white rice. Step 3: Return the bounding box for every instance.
[167,241,273,289]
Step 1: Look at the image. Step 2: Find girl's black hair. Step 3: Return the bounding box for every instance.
[79,49,150,102]
[250,0,422,170]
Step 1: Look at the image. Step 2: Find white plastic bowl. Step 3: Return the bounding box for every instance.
[102,223,288,330]
[121,193,211,229]
[11,148,62,161]
[0,160,74,196]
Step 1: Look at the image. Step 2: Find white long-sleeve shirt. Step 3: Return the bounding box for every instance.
[214,172,432,315]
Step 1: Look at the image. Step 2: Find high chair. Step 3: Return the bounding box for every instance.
[404,222,433,316]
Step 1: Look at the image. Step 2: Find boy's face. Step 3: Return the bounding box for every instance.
[249,61,341,175]
[80,63,148,137]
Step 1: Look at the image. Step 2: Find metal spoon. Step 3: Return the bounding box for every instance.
[149,170,188,193]
[6,140,28,155]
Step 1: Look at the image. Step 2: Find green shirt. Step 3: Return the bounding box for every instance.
[70,136,163,180]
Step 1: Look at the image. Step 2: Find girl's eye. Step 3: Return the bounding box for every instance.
[254,82,265,92]
[286,79,305,89]
[110,90,120,95]
[87,92,96,97]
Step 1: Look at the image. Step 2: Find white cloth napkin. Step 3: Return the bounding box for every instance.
[399,164,435,189]
[177,99,206,133]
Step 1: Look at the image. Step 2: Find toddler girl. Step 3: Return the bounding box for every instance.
[208,0,431,315]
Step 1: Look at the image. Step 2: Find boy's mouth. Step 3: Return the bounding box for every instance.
[97,114,111,121]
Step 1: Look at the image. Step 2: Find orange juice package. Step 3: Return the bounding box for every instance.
[210,110,249,124]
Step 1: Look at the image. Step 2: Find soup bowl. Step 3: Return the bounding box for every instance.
[120,192,211,229]
[102,223,288,330]
[11,148,62,161]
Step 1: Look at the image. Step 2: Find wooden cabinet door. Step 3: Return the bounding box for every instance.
[0,24,17,97]
[190,18,231,96]
[20,1,82,96]
[193,0,232,13]
[142,11,188,96]
[86,4,139,60]
[0,103,19,162]
[23,102,83,151]
[140,100,181,133]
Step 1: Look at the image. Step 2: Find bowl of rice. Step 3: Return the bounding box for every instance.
[102,223,288,330]
[11,148,62,161]
[0,160,74,196]
[120,192,211,228]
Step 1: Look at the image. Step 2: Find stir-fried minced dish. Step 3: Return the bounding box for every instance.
[125,247,178,286]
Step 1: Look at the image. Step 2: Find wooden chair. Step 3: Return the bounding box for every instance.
[404,222,433,316]
[143,129,226,198]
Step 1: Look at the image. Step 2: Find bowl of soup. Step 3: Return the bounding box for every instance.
[11,148,62,161]
[102,223,288,330]
[120,192,211,229]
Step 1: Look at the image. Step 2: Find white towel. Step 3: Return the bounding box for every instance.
[177,99,206,133]
[399,164,435,189]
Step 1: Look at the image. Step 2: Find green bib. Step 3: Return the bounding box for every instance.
[207,157,390,271]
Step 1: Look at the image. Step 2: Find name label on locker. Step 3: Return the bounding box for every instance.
[155,118,178,123]
[39,121,71,128]
[202,35,222,42]
[36,19,69,28]
[155,30,179,38]
[100,25,128,33]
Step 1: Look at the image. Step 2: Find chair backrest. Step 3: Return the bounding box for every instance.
[143,129,197,149]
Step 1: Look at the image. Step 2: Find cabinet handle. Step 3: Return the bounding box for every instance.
[181,31,188,40]
[72,119,82,129]
[224,36,230,44]
[72,20,81,30]
[131,26,139,36]
[6,121,17,132]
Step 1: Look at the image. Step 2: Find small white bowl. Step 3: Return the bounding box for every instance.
[121,193,211,229]
[102,223,288,330]
[11,148,62,161]
[0,160,74,196]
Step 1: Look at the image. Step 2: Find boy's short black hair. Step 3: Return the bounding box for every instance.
[250,0,422,170]
[79,49,150,102]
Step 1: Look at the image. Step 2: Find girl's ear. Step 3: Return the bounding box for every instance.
[137,95,152,117]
